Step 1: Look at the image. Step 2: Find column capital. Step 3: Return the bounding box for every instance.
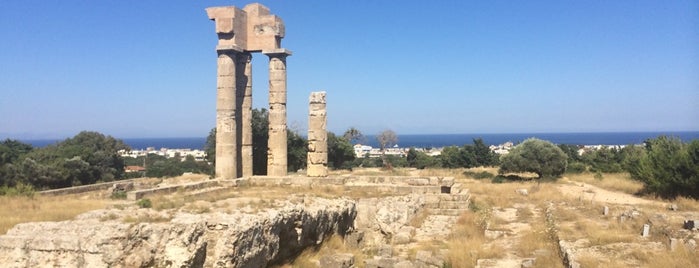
[262,48,292,57]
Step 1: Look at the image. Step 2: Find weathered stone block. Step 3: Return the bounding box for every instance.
[393,232,411,244]
[308,152,327,164]
[307,141,327,153]
[319,253,354,268]
[306,165,328,177]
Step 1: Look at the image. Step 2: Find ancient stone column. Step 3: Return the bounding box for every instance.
[264,49,291,176]
[236,52,253,177]
[215,50,239,179]
[307,92,328,177]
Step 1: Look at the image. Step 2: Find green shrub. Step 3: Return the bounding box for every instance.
[499,138,568,180]
[137,198,152,208]
[627,136,699,199]
[464,170,495,179]
[566,162,587,174]
[0,183,35,197]
[110,190,127,199]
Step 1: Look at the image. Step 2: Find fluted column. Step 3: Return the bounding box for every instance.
[307,92,328,177]
[236,52,253,177]
[215,49,239,179]
[263,49,291,176]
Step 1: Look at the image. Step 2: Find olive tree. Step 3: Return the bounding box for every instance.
[499,138,568,179]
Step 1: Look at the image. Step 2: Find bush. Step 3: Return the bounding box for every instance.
[464,170,495,179]
[111,190,127,199]
[499,138,568,180]
[0,182,35,197]
[627,136,699,199]
[566,162,587,174]
[137,198,152,208]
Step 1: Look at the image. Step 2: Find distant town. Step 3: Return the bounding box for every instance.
[118,143,628,161]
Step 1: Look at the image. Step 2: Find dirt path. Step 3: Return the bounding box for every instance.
[557,182,666,207]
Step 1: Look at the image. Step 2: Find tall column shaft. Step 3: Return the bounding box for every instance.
[307,92,328,177]
[237,53,253,177]
[264,49,291,176]
[215,50,239,179]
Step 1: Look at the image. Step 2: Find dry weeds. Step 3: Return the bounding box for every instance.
[564,172,643,195]
[0,194,109,234]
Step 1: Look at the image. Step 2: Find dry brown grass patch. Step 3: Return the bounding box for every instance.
[0,194,109,234]
[278,234,365,268]
[565,173,643,195]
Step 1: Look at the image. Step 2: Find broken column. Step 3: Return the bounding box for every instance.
[265,49,291,176]
[307,91,328,177]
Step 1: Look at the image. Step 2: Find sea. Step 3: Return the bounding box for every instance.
[21,131,699,150]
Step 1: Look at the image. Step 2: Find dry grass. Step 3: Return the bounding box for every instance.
[645,246,699,267]
[275,235,365,268]
[514,220,564,268]
[0,194,109,234]
[564,172,643,195]
[673,196,699,211]
[447,211,505,267]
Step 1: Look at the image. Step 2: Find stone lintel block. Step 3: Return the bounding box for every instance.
[262,48,292,57]
[215,45,244,53]
[308,152,327,164]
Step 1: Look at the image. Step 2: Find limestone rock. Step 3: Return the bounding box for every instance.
[0,198,356,268]
[319,253,354,268]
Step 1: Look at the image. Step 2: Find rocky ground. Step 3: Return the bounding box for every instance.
[0,169,697,268]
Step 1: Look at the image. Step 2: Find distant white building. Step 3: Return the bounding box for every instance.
[118,148,207,161]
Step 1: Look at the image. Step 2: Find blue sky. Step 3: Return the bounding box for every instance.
[1,0,697,139]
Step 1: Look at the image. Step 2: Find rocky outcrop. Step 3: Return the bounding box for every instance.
[0,198,356,268]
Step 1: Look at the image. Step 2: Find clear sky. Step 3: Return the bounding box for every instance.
[1,0,697,139]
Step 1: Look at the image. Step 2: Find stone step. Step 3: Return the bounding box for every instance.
[438,201,470,210]
[428,208,469,216]
[440,193,470,202]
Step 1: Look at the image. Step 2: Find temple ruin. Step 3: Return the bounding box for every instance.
[206,3,291,178]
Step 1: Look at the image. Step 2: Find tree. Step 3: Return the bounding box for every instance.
[328,132,356,169]
[377,129,398,150]
[287,130,307,172]
[407,148,438,169]
[204,128,216,164]
[205,108,309,175]
[252,108,269,175]
[626,136,699,199]
[0,139,33,165]
[472,138,499,166]
[377,129,398,169]
[343,127,364,144]
[499,138,568,180]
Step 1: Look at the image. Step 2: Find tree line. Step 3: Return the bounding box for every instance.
[2,113,697,200]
